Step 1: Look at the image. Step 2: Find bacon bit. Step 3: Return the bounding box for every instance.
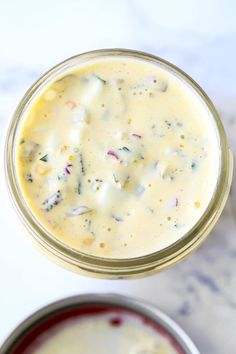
[107,150,119,160]
[65,163,73,175]
[65,100,77,110]
[109,317,123,327]
[194,201,201,208]
[132,133,142,139]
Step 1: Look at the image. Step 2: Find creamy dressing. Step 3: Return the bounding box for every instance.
[25,312,179,354]
[17,57,219,258]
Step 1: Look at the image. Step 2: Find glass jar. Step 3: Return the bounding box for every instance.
[0,293,199,354]
[4,49,233,279]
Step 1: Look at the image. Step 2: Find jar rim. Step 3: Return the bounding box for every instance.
[4,48,233,278]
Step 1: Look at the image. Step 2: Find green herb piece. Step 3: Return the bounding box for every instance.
[40,154,48,162]
[112,173,118,183]
[78,180,82,195]
[20,138,25,144]
[25,173,33,182]
[93,73,106,84]
[138,153,144,160]
[119,146,130,152]
[191,161,198,171]
[87,219,91,231]
[176,121,183,128]
[42,190,62,211]
[80,153,85,175]
[58,173,67,181]
[165,120,172,128]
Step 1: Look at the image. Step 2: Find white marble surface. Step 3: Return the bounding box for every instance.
[0,1,236,353]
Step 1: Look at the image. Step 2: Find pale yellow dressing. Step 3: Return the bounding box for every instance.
[17,57,219,258]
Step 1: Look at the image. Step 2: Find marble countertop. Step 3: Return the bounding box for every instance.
[0,1,236,353]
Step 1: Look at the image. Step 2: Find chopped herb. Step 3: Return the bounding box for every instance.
[119,146,130,152]
[39,154,48,162]
[92,179,103,191]
[42,190,62,212]
[58,173,67,181]
[112,174,129,188]
[93,73,106,84]
[87,219,92,231]
[123,175,130,188]
[80,153,85,175]
[147,207,154,213]
[165,120,172,128]
[159,82,168,92]
[78,180,82,194]
[191,161,198,171]
[20,138,25,144]
[153,160,159,169]
[25,173,33,183]
[138,153,144,160]
[22,141,40,161]
[113,173,118,183]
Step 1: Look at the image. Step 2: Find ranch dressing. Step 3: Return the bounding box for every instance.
[17,57,219,258]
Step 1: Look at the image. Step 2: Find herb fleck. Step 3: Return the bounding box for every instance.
[119,146,130,152]
[165,120,172,128]
[80,153,85,175]
[78,180,82,195]
[25,173,33,183]
[42,190,62,211]
[93,73,106,84]
[40,154,48,162]
[191,161,198,171]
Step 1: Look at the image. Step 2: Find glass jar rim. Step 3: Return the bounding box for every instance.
[4,48,233,278]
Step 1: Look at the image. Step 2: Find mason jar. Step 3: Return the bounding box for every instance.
[4,49,233,278]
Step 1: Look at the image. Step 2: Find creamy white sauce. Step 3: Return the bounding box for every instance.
[17,57,219,258]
